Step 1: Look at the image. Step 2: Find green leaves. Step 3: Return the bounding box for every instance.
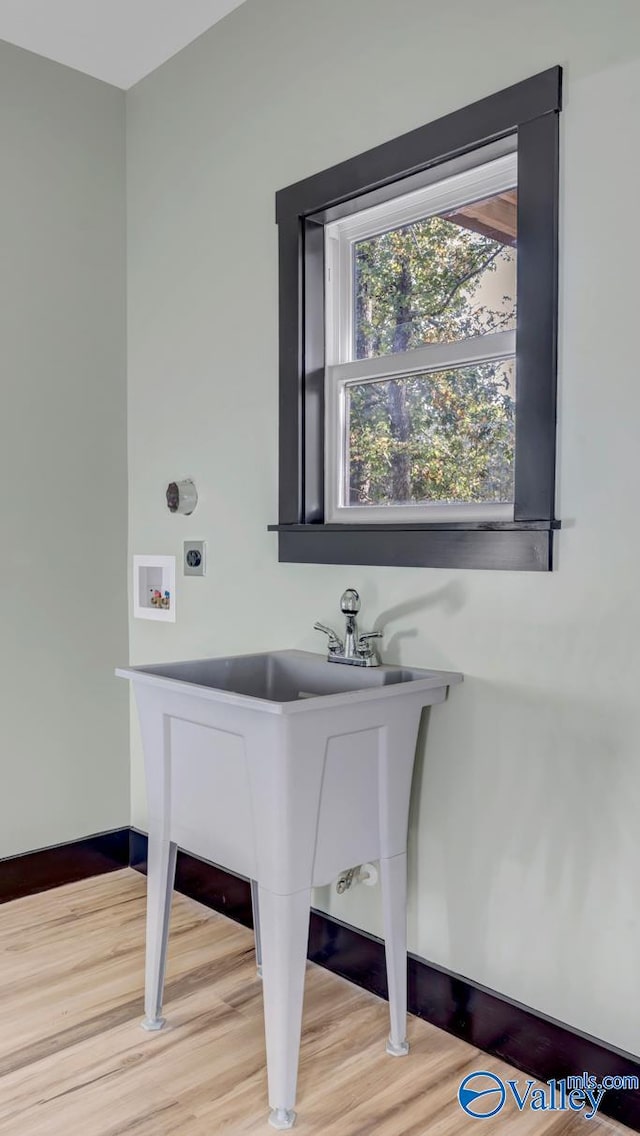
[348,363,514,505]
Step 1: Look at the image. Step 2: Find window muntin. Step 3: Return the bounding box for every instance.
[325,149,517,523]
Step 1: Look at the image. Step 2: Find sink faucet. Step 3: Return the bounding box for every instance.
[314,588,383,667]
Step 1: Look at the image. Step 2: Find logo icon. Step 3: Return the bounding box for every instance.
[458,1071,507,1118]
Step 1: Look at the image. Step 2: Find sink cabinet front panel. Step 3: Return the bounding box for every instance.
[133,681,447,893]
[312,727,381,885]
[169,717,257,880]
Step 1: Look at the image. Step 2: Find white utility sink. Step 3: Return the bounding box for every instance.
[117,649,462,1129]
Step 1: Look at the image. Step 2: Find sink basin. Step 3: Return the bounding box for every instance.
[119,648,458,707]
[117,649,461,1129]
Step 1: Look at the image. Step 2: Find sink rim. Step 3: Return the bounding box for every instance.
[116,648,462,715]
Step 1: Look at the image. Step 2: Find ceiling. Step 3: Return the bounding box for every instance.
[0,0,248,89]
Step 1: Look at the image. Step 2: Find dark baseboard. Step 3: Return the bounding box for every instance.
[0,827,130,904]
[3,826,639,1131]
[129,829,254,929]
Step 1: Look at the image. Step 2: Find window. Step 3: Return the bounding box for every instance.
[325,149,517,524]
[271,68,561,570]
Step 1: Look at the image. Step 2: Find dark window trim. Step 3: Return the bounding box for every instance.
[272,67,562,571]
[307,135,518,229]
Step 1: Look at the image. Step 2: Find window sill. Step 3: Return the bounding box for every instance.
[268,521,560,571]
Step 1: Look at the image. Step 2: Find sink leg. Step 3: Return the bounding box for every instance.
[141,836,177,1032]
[250,879,263,978]
[259,886,311,1129]
[380,852,409,1057]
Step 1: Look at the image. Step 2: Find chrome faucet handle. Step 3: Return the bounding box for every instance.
[313,621,343,653]
[357,630,383,662]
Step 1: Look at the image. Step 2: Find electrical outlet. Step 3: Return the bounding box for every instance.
[183,540,206,576]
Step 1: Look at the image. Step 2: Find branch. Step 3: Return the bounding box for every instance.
[421,245,504,327]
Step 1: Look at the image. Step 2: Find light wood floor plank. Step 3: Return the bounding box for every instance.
[0,869,631,1135]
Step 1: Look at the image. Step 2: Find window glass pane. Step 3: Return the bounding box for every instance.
[344,359,515,507]
[353,189,516,360]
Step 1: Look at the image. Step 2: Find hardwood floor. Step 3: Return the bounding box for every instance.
[0,869,629,1135]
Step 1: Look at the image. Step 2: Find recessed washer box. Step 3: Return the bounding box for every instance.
[133,555,176,622]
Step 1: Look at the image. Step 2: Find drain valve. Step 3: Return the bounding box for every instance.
[335,863,378,894]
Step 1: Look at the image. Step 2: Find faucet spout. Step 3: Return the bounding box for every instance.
[343,611,359,659]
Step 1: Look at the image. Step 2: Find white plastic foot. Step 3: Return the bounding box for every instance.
[141,1017,166,1032]
[386,1036,409,1057]
[269,1108,296,1130]
[256,963,263,979]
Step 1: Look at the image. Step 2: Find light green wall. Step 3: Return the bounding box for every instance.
[126,0,640,1053]
[0,41,129,856]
